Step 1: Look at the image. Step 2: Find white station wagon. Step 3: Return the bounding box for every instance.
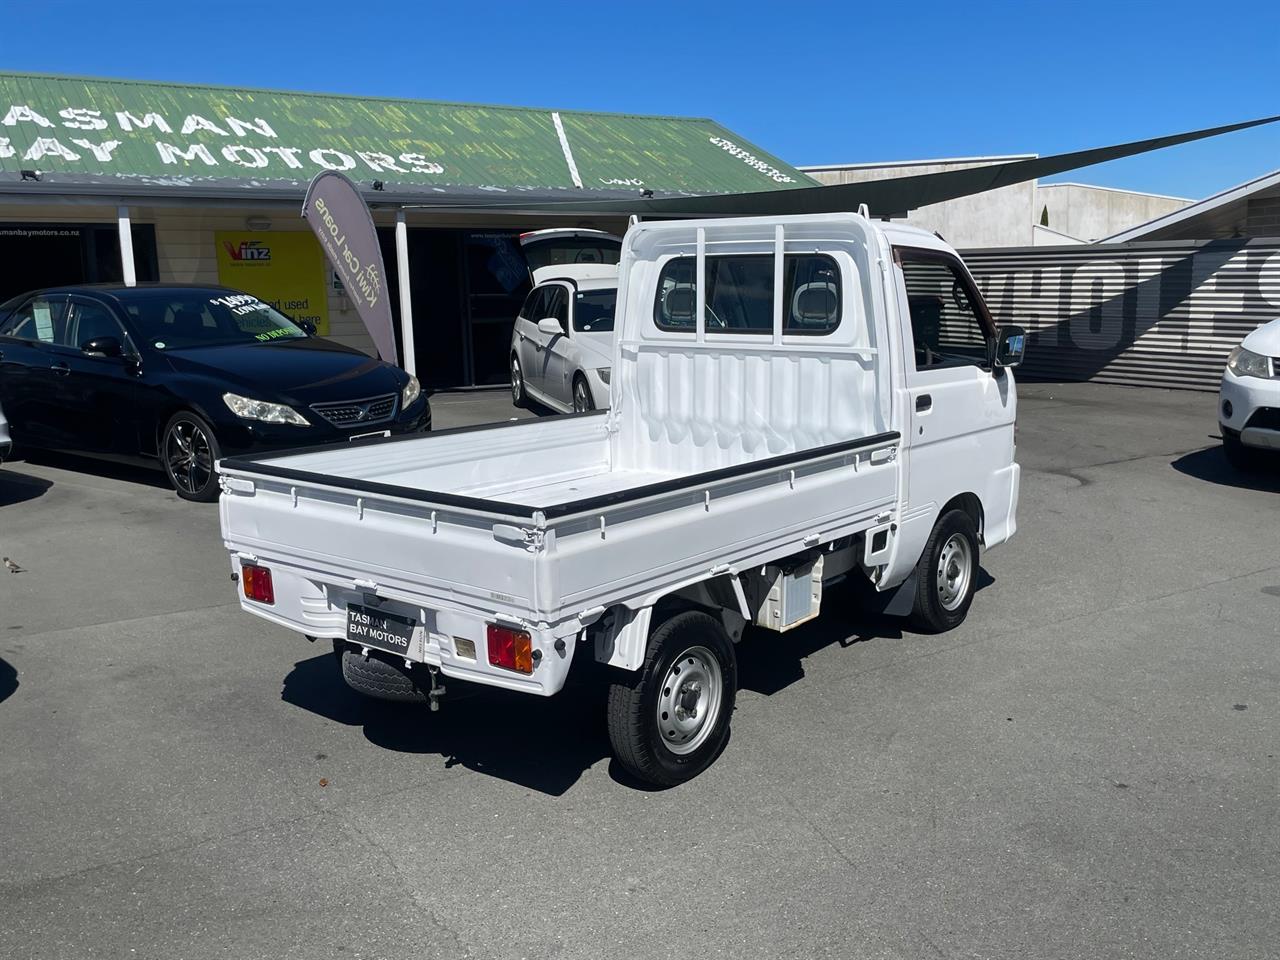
[511,229,621,413]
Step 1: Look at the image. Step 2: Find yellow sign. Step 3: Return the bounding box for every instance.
[215,231,329,335]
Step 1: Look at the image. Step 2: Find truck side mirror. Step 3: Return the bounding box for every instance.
[995,326,1026,368]
[81,335,123,358]
[537,317,564,336]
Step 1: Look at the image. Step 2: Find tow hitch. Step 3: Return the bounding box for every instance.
[424,664,446,712]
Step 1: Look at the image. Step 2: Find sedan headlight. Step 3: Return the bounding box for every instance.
[596,367,611,385]
[402,374,421,408]
[222,392,309,426]
[1227,345,1273,379]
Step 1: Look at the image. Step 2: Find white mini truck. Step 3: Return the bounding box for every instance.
[218,214,1024,786]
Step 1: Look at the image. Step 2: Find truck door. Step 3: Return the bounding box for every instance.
[893,247,1015,542]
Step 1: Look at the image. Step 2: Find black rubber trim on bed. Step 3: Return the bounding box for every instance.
[220,429,901,523]
[220,407,609,465]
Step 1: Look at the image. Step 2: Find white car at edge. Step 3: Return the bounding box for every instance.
[1219,317,1280,469]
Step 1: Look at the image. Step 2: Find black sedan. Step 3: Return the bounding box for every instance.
[0,284,430,501]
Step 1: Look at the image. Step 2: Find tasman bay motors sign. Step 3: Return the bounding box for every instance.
[0,102,446,179]
[0,75,811,194]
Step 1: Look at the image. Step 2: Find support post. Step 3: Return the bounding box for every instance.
[394,210,416,376]
[117,205,136,287]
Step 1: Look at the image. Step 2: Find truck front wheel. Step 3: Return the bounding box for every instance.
[606,610,737,786]
[909,509,980,633]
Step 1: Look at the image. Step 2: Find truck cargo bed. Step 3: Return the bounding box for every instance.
[217,411,901,696]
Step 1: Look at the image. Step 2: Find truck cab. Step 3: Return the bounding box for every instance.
[217,213,1024,786]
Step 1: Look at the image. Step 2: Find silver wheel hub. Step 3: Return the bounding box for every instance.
[936,533,973,611]
[166,421,211,494]
[511,358,521,400]
[656,645,722,756]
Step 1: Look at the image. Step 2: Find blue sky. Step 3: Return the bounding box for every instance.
[5,0,1278,199]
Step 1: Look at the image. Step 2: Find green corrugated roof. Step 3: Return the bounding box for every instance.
[0,72,812,199]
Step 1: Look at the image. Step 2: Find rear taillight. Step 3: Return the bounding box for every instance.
[487,624,533,674]
[241,563,274,605]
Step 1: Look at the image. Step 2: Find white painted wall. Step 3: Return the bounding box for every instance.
[1035,183,1190,243]
[800,161,1195,248]
[801,157,1038,249]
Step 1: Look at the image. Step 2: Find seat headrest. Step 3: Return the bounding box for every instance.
[662,286,696,326]
[791,282,838,327]
[908,294,945,316]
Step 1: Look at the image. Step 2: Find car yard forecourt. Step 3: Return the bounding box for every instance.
[217,212,1025,787]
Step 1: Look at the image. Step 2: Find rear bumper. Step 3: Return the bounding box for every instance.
[227,554,576,697]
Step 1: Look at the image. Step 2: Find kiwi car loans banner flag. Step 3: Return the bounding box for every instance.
[301,171,398,365]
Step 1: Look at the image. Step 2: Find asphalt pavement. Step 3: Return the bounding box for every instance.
[0,382,1277,960]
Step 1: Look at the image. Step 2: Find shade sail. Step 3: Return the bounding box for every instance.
[401,115,1280,218]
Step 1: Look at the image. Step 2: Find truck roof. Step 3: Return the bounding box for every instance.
[879,220,955,252]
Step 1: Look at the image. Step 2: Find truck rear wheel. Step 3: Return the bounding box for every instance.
[606,610,737,787]
[909,509,980,633]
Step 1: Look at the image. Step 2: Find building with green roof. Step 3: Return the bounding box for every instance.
[0,72,812,384]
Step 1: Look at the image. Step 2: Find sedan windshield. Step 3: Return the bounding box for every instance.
[121,290,308,349]
[574,289,617,333]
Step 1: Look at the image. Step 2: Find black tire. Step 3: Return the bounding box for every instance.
[161,411,221,502]
[340,646,427,703]
[511,353,528,409]
[909,509,980,634]
[606,610,737,787]
[572,375,595,413]
[1222,431,1262,472]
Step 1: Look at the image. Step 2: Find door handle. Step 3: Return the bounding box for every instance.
[916,394,932,412]
[50,362,70,376]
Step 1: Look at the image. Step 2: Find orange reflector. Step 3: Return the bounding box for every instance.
[487,624,533,674]
[241,563,274,605]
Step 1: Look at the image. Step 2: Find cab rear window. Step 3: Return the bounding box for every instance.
[654,254,840,335]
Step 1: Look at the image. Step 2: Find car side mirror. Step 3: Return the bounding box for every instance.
[537,317,564,336]
[299,320,317,335]
[994,325,1027,368]
[81,335,123,358]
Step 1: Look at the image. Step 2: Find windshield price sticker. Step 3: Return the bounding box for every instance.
[209,293,266,317]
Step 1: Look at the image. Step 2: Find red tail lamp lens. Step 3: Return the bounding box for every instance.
[487,624,533,674]
[241,563,274,605]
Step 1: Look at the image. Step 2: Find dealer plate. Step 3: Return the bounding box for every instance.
[346,602,417,658]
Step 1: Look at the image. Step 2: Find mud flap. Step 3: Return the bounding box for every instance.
[879,570,918,618]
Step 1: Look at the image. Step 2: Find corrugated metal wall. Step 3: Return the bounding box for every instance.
[963,239,1280,391]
